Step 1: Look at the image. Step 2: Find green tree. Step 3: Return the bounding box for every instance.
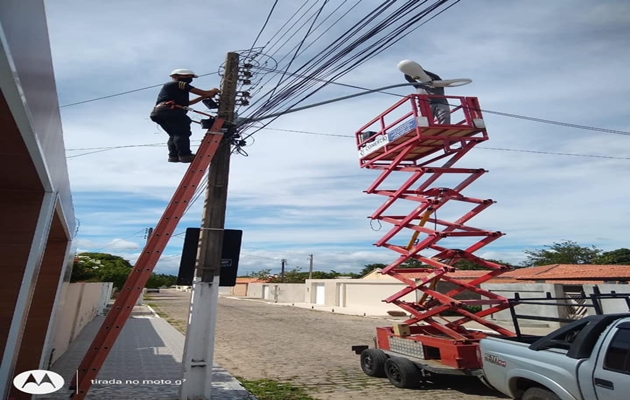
[400,259,424,268]
[453,259,515,270]
[276,267,307,283]
[359,263,387,276]
[594,248,630,265]
[523,241,603,266]
[147,273,177,288]
[78,252,133,268]
[246,269,272,281]
[72,252,177,290]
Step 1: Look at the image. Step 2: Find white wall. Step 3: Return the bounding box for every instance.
[247,283,306,303]
[303,279,416,314]
[344,280,416,312]
[49,282,112,364]
[481,283,630,327]
[481,283,567,327]
[583,284,630,314]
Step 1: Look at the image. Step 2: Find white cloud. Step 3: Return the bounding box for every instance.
[46,1,630,275]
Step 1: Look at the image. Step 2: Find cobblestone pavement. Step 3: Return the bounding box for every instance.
[147,290,507,400]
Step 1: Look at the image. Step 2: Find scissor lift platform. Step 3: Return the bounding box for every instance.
[356,95,486,165]
[353,94,515,387]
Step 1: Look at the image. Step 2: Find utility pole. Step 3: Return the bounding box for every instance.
[180,52,239,400]
[308,254,313,280]
[280,259,286,283]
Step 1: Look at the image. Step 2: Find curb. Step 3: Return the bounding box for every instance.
[145,304,161,318]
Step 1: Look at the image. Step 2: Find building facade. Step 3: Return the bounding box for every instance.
[0,1,76,398]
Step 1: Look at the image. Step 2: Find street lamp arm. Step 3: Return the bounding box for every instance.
[240,82,423,124]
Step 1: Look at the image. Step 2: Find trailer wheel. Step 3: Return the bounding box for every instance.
[384,357,421,389]
[360,349,388,377]
[522,387,561,400]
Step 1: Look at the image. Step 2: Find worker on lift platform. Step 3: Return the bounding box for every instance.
[404,70,451,125]
[150,69,220,163]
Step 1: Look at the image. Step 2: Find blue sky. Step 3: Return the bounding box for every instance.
[44,0,630,276]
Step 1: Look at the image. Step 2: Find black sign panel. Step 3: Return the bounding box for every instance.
[176,228,242,287]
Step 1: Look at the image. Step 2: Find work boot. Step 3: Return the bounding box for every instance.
[168,156,180,163]
[178,154,195,163]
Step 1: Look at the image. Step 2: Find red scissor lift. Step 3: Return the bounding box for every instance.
[353,94,516,387]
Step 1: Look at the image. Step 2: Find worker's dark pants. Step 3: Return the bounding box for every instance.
[150,112,193,157]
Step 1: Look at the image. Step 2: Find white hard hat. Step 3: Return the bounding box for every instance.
[170,69,198,78]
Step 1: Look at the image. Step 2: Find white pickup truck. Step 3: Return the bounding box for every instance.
[479,313,630,400]
[355,313,630,399]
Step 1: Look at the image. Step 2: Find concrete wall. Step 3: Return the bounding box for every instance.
[248,283,306,303]
[481,283,567,328]
[49,282,112,364]
[245,279,465,314]
[583,284,630,315]
[344,280,415,312]
[242,280,629,324]
[304,279,416,314]
[231,283,248,296]
[482,283,630,327]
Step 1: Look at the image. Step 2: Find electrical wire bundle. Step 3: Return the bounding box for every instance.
[234,0,460,141]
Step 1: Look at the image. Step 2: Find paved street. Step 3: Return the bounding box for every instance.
[146,289,506,400]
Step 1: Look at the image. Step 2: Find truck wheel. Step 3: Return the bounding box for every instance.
[523,387,561,400]
[360,349,388,377]
[384,357,421,389]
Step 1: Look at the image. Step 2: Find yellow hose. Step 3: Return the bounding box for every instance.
[406,208,433,250]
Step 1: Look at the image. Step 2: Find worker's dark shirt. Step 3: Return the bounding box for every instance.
[405,71,448,105]
[153,81,196,113]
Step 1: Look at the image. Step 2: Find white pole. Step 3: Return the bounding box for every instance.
[179,274,220,399]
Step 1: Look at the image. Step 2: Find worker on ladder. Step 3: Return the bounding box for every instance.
[150,69,220,163]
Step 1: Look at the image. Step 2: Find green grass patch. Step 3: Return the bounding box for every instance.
[237,378,317,400]
[145,302,187,333]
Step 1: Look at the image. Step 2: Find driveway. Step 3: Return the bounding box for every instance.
[146,289,505,400]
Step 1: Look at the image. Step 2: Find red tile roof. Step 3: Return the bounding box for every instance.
[516,264,630,280]
[392,270,487,280]
[235,278,267,283]
[385,264,630,283]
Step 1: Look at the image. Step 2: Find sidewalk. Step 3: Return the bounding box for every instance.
[44,305,254,400]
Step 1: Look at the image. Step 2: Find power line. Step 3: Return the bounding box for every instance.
[239,0,455,134]
[90,229,146,252]
[58,64,630,139]
[240,252,283,261]
[66,143,162,158]
[59,72,219,108]
[480,109,630,136]
[64,126,630,161]
[478,147,630,160]
[246,0,279,59]
[263,127,630,160]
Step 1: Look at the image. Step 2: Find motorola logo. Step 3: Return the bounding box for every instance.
[12,369,64,395]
